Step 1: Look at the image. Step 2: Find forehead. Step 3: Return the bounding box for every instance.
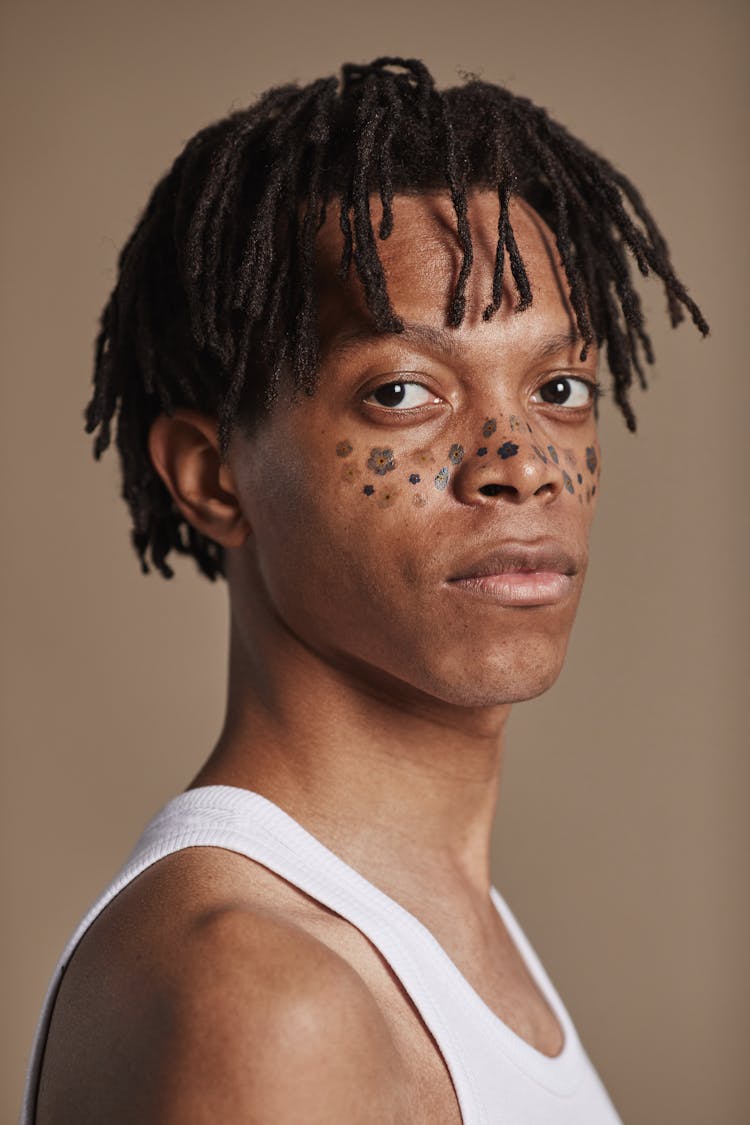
[313,190,577,352]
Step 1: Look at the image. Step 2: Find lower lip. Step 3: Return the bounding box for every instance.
[448,571,574,606]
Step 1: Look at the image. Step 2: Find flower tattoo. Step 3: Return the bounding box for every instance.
[367,447,396,475]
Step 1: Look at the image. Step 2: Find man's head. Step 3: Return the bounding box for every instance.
[159,190,607,707]
[84,56,707,590]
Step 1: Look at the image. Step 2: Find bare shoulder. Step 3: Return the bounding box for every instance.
[36,848,409,1125]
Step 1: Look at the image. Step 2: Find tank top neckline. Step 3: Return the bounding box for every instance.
[156,783,583,1093]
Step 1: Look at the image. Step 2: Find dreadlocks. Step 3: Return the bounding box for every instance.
[83,56,708,581]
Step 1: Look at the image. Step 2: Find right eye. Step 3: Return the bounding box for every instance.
[364,381,442,409]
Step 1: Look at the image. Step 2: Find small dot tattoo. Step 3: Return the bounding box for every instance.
[498,441,519,460]
[378,489,399,509]
[434,466,450,490]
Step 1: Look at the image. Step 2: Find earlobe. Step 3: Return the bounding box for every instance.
[147,409,251,548]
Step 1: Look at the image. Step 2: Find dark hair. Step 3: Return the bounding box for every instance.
[83,56,708,581]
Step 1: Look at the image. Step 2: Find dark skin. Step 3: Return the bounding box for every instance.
[36,191,601,1124]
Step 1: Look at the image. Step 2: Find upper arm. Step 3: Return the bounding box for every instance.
[153,907,406,1124]
[37,896,406,1125]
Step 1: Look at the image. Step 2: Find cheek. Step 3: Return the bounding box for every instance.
[336,438,457,513]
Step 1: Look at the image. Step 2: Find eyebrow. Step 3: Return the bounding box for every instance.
[324,322,589,363]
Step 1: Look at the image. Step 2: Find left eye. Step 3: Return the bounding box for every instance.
[365,381,441,409]
[532,377,594,408]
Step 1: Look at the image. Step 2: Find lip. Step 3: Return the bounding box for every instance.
[446,542,580,607]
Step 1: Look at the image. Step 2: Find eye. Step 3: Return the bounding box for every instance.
[532,376,596,408]
[364,381,442,409]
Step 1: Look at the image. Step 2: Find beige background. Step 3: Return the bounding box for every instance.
[1,0,747,1121]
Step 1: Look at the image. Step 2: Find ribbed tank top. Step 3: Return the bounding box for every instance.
[21,785,622,1124]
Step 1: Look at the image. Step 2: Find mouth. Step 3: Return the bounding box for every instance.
[445,542,581,607]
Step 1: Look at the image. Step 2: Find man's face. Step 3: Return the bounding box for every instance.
[226,191,601,709]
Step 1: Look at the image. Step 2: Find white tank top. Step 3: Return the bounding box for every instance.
[21,785,622,1124]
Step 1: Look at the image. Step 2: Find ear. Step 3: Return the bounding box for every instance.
[147,408,251,548]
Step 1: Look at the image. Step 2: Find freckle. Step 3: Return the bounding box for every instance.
[477,447,488,457]
[336,439,353,458]
[498,441,519,460]
[434,466,450,491]
[482,418,497,438]
[408,473,421,484]
[547,445,559,465]
[363,484,374,496]
[414,493,428,507]
[561,470,575,494]
[448,443,464,465]
[577,473,583,484]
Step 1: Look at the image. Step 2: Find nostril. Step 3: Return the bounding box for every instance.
[479,483,512,497]
[533,481,557,497]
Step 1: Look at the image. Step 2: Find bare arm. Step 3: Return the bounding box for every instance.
[36,874,408,1124]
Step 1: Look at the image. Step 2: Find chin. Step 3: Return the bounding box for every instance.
[426,668,564,709]
[407,632,571,709]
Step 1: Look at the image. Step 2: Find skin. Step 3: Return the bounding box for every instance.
[37,191,602,1124]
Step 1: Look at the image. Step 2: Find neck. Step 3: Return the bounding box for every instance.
[191,605,510,905]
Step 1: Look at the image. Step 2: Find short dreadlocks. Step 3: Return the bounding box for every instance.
[83,56,708,581]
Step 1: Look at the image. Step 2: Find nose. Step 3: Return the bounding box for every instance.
[451,439,565,506]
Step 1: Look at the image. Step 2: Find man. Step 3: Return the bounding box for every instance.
[22,57,707,1123]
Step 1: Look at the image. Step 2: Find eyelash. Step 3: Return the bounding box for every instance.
[530,375,603,410]
[362,380,442,411]
[363,375,603,413]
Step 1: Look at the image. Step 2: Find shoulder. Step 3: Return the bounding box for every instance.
[36,848,408,1124]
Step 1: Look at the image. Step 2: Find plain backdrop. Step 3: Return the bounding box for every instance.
[2,1,748,1121]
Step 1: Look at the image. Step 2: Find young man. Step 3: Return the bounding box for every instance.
[22,57,707,1123]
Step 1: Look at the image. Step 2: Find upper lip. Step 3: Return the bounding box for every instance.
[447,541,581,582]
